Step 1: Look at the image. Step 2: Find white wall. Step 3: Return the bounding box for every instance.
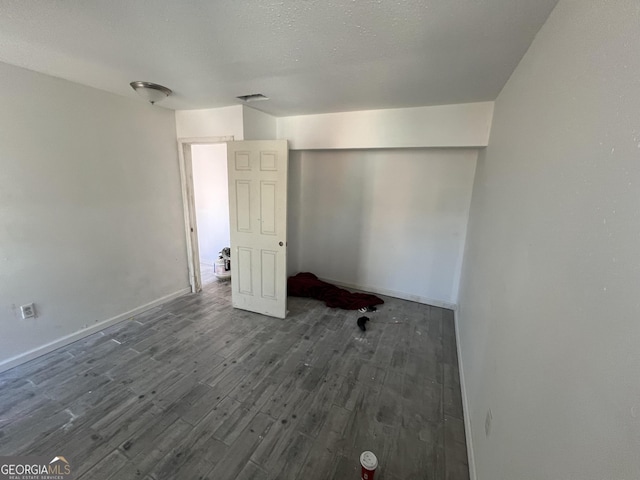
[287,152,303,277]
[175,105,244,140]
[457,1,640,479]
[242,106,277,140]
[277,102,494,150]
[291,149,477,307]
[192,144,230,265]
[0,61,189,370]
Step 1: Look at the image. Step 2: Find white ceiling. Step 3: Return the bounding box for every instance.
[0,0,558,116]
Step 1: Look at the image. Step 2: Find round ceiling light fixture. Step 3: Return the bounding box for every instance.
[129,81,172,105]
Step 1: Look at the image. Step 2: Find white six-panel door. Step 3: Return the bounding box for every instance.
[227,140,288,318]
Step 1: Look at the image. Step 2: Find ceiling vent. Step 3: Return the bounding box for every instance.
[236,93,269,102]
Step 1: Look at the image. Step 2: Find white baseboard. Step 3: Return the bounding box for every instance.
[317,277,458,310]
[454,309,477,480]
[0,287,191,374]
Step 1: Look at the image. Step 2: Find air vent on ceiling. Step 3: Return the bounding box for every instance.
[236,93,269,102]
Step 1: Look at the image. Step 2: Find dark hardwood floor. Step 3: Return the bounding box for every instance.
[0,280,469,479]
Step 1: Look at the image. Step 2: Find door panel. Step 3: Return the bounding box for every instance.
[260,182,277,234]
[235,181,252,232]
[227,140,288,318]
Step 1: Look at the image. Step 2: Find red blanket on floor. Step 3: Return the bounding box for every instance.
[287,272,384,310]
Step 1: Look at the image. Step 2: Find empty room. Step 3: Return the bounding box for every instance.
[1,1,638,479]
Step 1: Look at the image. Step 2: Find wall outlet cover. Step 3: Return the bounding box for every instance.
[20,303,36,319]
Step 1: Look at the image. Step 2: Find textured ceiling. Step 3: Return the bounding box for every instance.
[0,0,558,115]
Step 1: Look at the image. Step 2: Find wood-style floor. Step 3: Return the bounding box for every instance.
[0,280,469,480]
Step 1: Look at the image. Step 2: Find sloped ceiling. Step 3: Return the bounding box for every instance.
[0,0,558,115]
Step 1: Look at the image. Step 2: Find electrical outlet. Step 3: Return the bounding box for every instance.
[485,408,493,437]
[20,303,36,319]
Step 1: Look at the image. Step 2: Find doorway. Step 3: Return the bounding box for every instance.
[178,136,234,293]
[191,143,230,286]
[179,137,289,318]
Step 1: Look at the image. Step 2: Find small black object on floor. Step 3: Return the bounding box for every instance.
[357,316,369,331]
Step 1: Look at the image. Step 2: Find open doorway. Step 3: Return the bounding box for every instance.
[178,135,234,293]
[179,137,289,318]
[191,144,230,286]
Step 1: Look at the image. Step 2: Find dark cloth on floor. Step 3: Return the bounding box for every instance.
[357,316,369,331]
[288,272,384,310]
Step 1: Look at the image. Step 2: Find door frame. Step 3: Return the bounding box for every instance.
[177,136,235,293]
